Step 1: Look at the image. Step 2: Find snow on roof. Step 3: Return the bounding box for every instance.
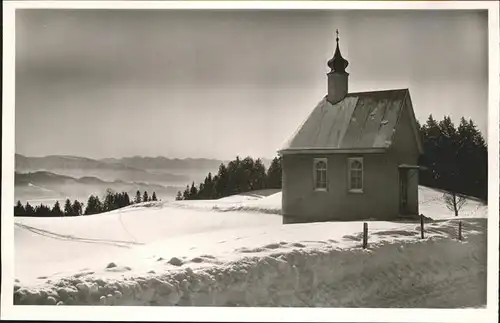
[398,164,422,169]
[280,89,410,153]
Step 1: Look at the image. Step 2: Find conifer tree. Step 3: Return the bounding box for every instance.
[227,156,243,194]
[266,157,282,189]
[438,116,460,190]
[14,200,26,216]
[95,196,103,212]
[182,185,190,200]
[419,114,444,186]
[134,190,142,204]
[103,189,117,211]
[35,204,51,217]
[52,201,63,217]
[152,192,157,201]
[253,158,267,190]
[72,200,83,216]
[64,198,74,216]
[215,164,228,198]
[203,172,215,199]
[189,182,198,199]
[240,156,254,192]
[123,192,131,206]
[25,202,35,216]
[196,183,204,199]
[143,191,149,203]
[84,195,102,215]
[114,192,122,208]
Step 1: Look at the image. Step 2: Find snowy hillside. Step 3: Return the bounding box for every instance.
[13,186,487,307]
[169,186,487,220]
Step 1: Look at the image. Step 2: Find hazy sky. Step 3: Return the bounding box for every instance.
[15,9,488,160]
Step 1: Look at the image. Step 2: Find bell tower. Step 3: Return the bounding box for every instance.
[326,30,349,104]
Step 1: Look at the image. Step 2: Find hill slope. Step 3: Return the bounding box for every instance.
[12,185,488,308]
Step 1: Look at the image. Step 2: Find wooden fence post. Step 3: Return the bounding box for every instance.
[363,222,368,249]
[420,214,425,239]
[458,221,462,241]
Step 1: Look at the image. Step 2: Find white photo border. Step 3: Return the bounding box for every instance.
[2,1,499,322]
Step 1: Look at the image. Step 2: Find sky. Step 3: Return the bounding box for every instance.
[15,9,488,160]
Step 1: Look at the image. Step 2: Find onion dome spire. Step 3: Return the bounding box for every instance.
[327,29,349,73]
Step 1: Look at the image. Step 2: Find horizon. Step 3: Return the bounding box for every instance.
[15,152,275,162]
[15,9,488,160]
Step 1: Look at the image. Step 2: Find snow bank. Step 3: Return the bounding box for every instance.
[14,219,487,307]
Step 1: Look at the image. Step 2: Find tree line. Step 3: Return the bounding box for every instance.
[418,115,488,211]
[14,199,85,217]
[176,156,282,200]
[177,115,487,204]
[14,189,158,217]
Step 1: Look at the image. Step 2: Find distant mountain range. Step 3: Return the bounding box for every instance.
[15,154,273,178]
[100,156,274,170]
[15,171,180,204]
[16,154,136,171]
[99,156,227,170]
[14,154,275,205]
[15,154,223,185]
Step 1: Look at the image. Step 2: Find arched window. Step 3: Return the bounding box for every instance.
[348,157,363,192]
[314,158,328,191]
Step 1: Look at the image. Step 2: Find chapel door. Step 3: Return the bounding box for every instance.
[399,168,409,215]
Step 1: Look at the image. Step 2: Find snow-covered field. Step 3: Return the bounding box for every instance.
[13,186,487,307]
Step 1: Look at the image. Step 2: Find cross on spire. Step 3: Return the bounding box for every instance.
[327,28,348,73]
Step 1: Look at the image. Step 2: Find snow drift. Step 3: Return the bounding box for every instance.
[13,185,488,307]
[14,219,487,307]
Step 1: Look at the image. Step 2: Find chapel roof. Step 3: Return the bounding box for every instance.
[279,88,423,154]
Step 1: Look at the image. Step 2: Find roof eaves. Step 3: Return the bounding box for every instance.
[346,88,409,97]
[278,147,387,155]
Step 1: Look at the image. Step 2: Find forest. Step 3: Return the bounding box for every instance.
[14,190,158,217]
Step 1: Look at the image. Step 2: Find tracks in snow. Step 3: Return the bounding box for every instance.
[15,222,144,249]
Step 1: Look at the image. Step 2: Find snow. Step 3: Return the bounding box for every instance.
[418,186,487,220]
[15,203,282,287]
[170,189,282,214]
[167,186,486,220]
[13,186,488,307]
